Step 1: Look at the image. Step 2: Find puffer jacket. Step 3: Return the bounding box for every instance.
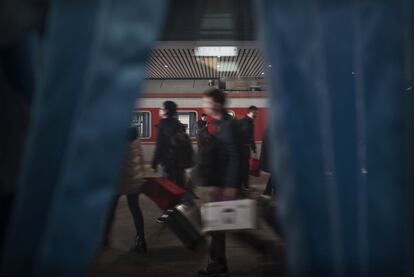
[118,137,146,195]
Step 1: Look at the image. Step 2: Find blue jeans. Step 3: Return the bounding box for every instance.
[259,1,414,276]
[1,0,167,276]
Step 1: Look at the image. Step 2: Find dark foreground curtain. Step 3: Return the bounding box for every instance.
[258,1,414,276]
[1,1,167,276]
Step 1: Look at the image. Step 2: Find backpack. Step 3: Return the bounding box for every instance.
[169,128,195,169]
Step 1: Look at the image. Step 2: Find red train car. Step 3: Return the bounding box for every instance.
[133,91,268,161]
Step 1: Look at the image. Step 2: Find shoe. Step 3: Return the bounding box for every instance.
[156,213,169,224]
[260,194,272,200]
[198,263,229,277]
[133,235,147,254]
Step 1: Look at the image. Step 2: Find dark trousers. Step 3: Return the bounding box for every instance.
[263,176,275,196]
[210,232,227,265]
[104,193,145,244]
[241,146,250,188]
[202,186,236,267]
[126,194,145,238]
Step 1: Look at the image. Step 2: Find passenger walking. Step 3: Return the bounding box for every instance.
[196,88,241,277]
[103,127,147,253]
[239,105,258,190]
[151,101,186,187]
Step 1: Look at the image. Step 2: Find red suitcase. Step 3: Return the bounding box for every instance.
[142,177,186,210]
[249,158,261,177]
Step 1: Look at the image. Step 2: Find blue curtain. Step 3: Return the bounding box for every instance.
[1,1,167,276]
[258,0,414,276]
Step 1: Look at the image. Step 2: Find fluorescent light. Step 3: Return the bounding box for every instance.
[217,61,238,72]
[194,46,238,57]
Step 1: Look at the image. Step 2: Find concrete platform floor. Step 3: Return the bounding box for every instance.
[90,174,288,277]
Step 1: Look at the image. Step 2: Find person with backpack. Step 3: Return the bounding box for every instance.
[151,101,194,223]
[152,101,193,187]
[195,88,241,277]
[238,105,258,190]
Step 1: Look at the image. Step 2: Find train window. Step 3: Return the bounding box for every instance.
[131,111,151,138]
[177,111,197,137]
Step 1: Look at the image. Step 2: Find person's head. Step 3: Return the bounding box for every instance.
[201,113,207,121]
[203,88,226,119]
[246,105,258,120]
[160,100,177,119]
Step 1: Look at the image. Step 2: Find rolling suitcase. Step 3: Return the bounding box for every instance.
[142,177,186,210]
[165,203,205,251]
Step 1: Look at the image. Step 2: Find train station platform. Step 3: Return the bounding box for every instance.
[90,174,288,277]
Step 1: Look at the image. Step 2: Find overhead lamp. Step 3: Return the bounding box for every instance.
[194,46,238,57]
[217,61,237,72]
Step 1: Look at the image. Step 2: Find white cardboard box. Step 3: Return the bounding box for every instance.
[201,199,257,232]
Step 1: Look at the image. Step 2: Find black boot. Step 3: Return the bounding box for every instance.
[198,263,229,277]
[133,235,147,254]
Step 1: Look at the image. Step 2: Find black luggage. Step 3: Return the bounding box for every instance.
[165,203,205,251]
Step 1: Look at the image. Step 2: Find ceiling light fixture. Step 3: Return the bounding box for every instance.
[217,61,237,72]
[194,46,238,57]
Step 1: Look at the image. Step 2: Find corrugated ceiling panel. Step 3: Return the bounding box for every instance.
[145,48,265,79]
